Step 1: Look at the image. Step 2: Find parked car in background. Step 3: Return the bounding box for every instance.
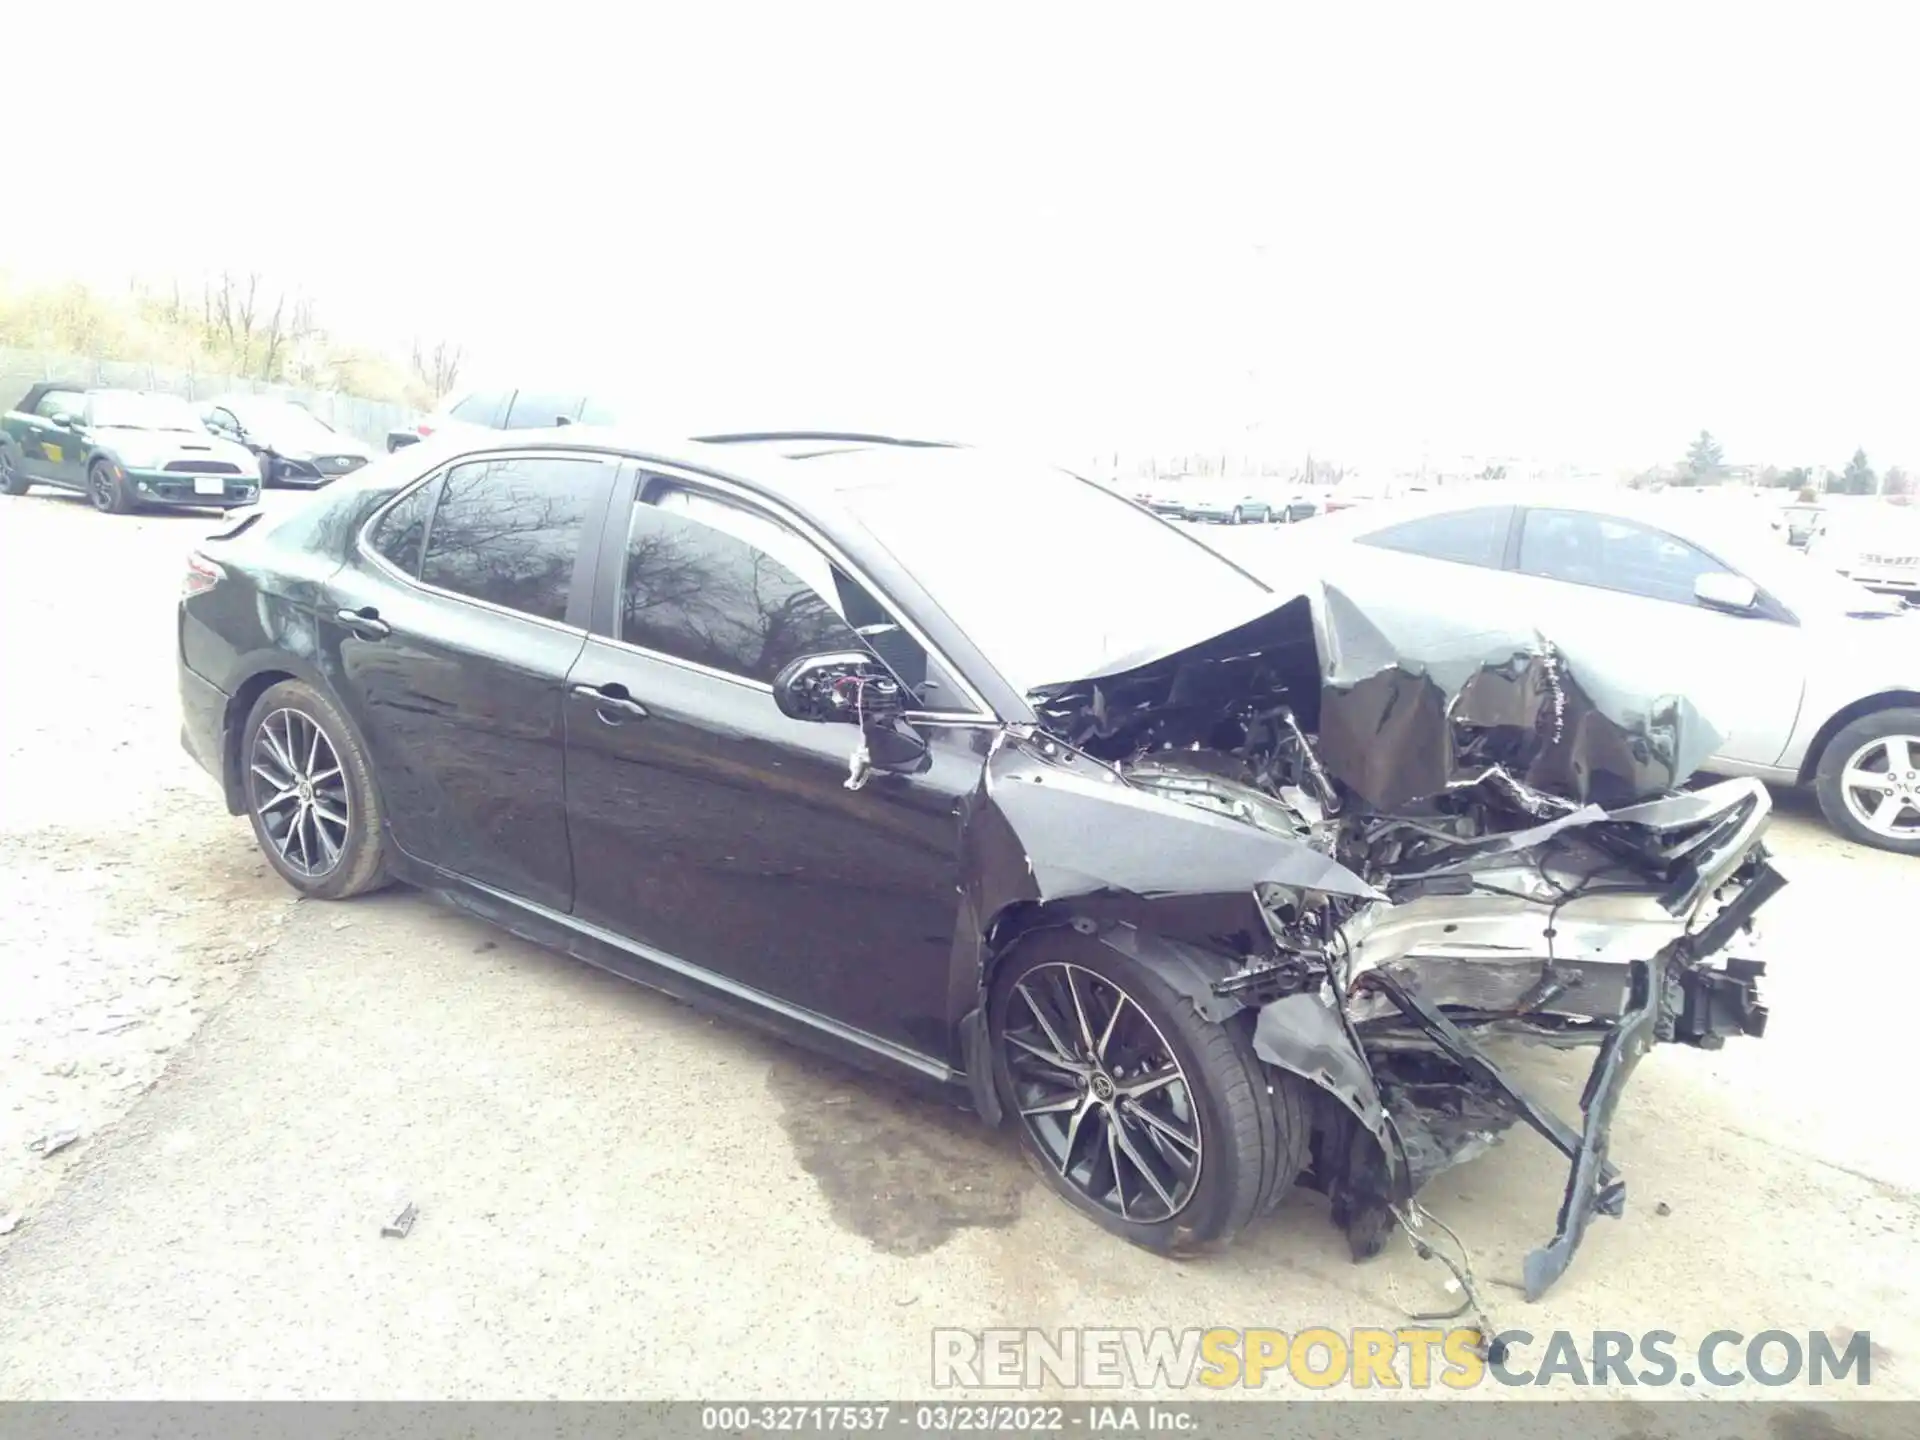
[1133,480,1189,519]
[1772,502,1827,549]
[1271,493,1320,523]
[200,395,375,488]
[385,387,627,452]
[1182,484,1271,524]
[0,383,260,514]
[1258,487,1920,852]
[1321,481,1378,514]
[1804,502,1920,602]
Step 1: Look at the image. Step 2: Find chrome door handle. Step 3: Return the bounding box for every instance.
[570,683,649,721]
[335,607,391,639]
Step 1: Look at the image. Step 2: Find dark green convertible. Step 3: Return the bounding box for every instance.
[0,383,261,514]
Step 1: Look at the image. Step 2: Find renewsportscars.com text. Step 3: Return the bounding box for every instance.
[932,1327,1876,1390]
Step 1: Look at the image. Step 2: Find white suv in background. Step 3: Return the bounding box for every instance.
[385,387,627,452]
[1804,501,1920,602]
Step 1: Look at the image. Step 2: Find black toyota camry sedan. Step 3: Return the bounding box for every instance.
[177,428,1778,1296]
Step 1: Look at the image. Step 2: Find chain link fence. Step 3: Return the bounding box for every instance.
[0,347,421,449]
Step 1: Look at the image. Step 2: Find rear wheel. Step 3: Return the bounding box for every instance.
[0,446,27,495]
[1815,708,1920,854]
[87,459,132,514]
[242,680,391,898]
[1230,506,1244,525]
[988,931,1310,1255]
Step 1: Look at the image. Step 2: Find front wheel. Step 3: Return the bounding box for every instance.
[1230,507,1244,525]
[988,931,1311,1255]
[87,459,133,514]
[241,680,391,898]
[0,446,28,496]
[1814,707,1920,854]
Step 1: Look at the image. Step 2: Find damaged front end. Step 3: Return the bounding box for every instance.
[991,581,1783,1304]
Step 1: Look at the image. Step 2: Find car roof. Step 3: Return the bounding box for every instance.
[382,423,991,504]
[1306,481,1772,537]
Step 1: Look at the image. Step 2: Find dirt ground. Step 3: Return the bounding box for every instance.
[0,487,1914,1402]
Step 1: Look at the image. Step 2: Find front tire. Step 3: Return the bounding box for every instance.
[241,680,391,898]
[1814,707,1920,854]
[988,930,1310,1255]
[0,446,28,496]
[87,459,132,514]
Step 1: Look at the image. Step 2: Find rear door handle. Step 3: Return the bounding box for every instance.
[570,682,649,721]
[335,607,391,640]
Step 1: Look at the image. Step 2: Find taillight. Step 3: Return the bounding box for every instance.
[183,552,225,598]
[416,423,435,437]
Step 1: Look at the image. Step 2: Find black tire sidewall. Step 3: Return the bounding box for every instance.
[241,679,388,898]
[987,930,1271,1254]
[88,460,127,513]
[1815,707,1920,855]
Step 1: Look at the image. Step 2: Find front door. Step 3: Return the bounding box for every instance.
[563,475,987,1057]
[21,387,88,487]
[322,451,618,911]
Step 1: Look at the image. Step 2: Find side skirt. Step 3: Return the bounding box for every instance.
[388,852,970,1105]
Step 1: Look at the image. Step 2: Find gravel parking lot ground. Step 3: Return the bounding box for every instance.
[0,489,1914,1401]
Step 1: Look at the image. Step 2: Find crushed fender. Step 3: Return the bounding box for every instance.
[963,575,1783,1307]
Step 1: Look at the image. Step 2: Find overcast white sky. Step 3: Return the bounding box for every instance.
[10,3,1917,471]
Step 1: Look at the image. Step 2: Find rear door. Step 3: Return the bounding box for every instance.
[322,449,619,909]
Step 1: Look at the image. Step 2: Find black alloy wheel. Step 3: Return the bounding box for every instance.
[88,459,131,514]
[1001,959,1205,1225]
[241,680,390,899]
[989,933,1311,1254]
[249,706,352,879]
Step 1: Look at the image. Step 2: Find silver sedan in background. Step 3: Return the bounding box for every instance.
[1234,485,1920,853]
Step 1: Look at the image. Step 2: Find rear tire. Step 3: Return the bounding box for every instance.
[988,929,1311,1255]
[241,680,391,898]
[87,459,133,514]
[1814,707,1920,854]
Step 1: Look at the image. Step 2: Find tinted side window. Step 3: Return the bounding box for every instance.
[1518,508,1732,606]
[448,391,509,427]
[1357,506,1512,568]
[623,493,863,684]
[418,457,603,622]
[368,476,440,577]
[35,389,84,420]
[622,488,976,708]
[503,392,584,429]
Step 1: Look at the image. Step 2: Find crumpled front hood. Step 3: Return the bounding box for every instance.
[1029,576,1724,813]
[1312,574,1722,811]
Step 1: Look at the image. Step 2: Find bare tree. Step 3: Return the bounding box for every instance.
[410,338,465,399]
[258,294,288,380]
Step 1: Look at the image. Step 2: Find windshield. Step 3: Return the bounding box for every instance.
[228,399,337,444]
[90,392,206,432]
[830,455,1272,692]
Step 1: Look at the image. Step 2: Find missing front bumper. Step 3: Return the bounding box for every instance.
[1258,860,1781,1303]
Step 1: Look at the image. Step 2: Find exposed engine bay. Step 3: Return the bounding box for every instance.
[985,580,1781,1324]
